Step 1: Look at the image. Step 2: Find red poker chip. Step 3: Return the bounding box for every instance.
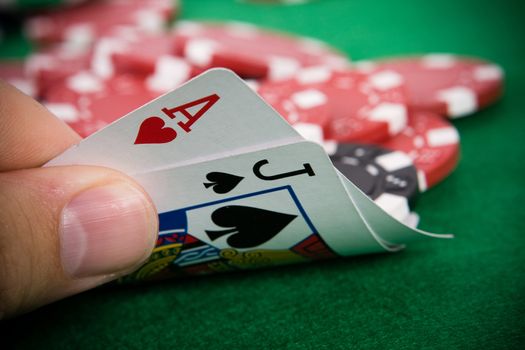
[0,60,36,97]
[381,111,460,190]
[107,32,198,92]
[355,54,504,118]
[322,69,408,143]
[26,0,176,47]
[44,72,161,137]
[26,28,149,97]
[258,66,409,143]
[171,21,350,81]
[256,79,332,129]
[111,33,177,75]
[26,45,92,97]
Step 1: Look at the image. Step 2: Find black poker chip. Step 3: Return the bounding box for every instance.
[329,143,420,219]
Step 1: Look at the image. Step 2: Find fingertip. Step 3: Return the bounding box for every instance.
[0,80,82,171]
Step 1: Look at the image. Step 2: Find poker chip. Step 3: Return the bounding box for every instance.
[44,72,161,137]
[256,80,332,129]
[171,21,350,81]
[291,122,337,155]
[0,60,35,97]
[25,0,176,47]
[144,55,198,93]
[27,30,194,98]
[25,44,92,97]
[106,32,198,92]
[110,33,177,75]
[354,54,504,118]
[258,66,409,143]
[403,212,420,229]
[329,143,419,221]
[8,4,501,244]
[381,111,460,191]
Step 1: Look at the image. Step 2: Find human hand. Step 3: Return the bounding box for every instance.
[0,81,158,319]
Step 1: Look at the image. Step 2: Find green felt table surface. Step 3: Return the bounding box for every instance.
[1,0,525,348]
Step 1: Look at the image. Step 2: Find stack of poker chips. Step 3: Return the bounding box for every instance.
[0,0,504,270]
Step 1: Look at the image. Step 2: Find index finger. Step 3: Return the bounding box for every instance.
[0,80,81,172]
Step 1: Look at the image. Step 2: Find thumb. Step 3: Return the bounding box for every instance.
[0,165,158,318]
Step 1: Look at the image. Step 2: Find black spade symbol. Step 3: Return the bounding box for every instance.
[203,172,244,194]
[205,205,298,249]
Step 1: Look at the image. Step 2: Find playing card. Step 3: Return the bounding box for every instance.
[336,170,453,245]
[45,68,448,282]
[120,141,389,281]
[47,69,303,174]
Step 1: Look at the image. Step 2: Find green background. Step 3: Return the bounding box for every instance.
[2,0,525,348]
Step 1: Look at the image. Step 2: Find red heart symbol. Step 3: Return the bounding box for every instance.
[134,116,177,145]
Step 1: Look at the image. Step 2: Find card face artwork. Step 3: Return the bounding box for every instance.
[48,69,303,174]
